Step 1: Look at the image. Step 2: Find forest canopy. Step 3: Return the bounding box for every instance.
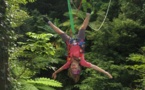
[0,0,145,90]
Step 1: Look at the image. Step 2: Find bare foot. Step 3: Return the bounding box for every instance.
[105,72,113,79]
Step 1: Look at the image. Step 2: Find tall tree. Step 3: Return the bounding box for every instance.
[0,0,10,89]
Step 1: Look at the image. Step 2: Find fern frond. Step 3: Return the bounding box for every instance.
[27,77,62,87]
[36,85,56,90]
[19,83,38,90]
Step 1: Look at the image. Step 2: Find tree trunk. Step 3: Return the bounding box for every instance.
[0,0,10,90]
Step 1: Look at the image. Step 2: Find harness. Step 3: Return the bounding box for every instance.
[66,38,85,61]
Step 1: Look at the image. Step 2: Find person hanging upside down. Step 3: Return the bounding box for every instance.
[44,9,113,82]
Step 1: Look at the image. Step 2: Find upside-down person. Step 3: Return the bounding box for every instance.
[44,9,113,82]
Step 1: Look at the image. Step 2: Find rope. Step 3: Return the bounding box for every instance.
[67,0,75,35]
[88,0,112,31]
[95,0,112,31]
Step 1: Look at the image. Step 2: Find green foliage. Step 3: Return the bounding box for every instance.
[0,0,10,90]
[10,78,62,90]
[9,31,56,73]
[27,77,62,88]
[75,84,93,90]
[5,0,145,90]
[10,61,33,79]
[9,31,60,89]
[19,83,38,90]
[25,32,55,55]
[126,46,145,89]
[6,0,32,27]
[35,85,55,90]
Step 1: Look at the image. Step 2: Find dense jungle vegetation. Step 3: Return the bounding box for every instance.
[0,0,145,90]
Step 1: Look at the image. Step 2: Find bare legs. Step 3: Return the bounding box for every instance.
[91,64,113,78]
[77,13,91,39]
[80,13,91,30]
[48,21,64,35]
[48,12,91,35]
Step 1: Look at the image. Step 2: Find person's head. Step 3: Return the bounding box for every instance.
[68,60,81,82]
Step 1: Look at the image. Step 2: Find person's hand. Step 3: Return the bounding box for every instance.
[52,72,57,79]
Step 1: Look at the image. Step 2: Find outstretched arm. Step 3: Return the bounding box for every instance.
[90,64,113,78]
[52,66,64,79]
[48,21,65,35]
[80,57,112,78]
[52,60,71,79]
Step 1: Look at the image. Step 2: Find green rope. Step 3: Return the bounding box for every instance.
[67,0,75,35]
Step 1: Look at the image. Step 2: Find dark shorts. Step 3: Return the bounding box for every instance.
[60,29,85,42]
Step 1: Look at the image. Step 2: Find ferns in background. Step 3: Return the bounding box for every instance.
[27,78,62,88]
[9,31,62,90]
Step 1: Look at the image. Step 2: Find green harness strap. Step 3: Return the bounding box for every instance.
[67,0,75,36]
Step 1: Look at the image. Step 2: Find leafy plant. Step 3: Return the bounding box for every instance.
[27,77,62,88]
[9,31,62,90]
[126,46,145,89]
